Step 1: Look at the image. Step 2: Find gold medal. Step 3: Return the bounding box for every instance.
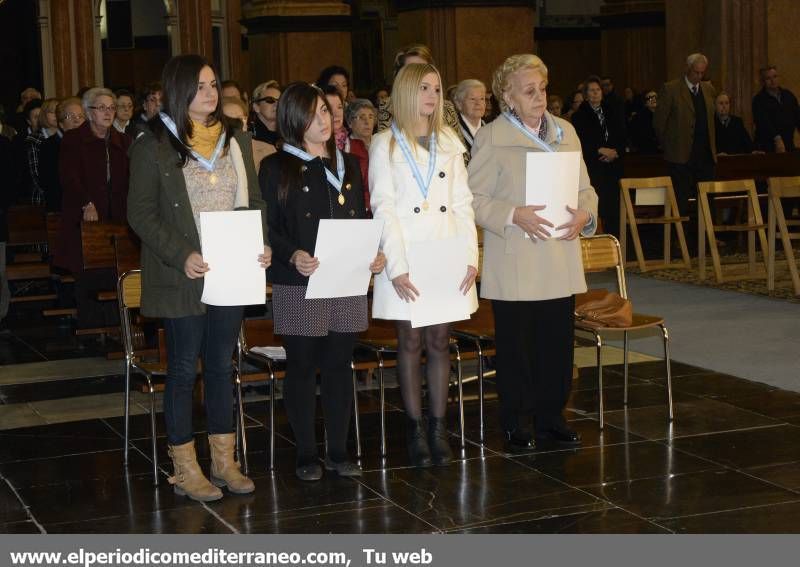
[338,194,345,206]
[422,200,429,211]
[209,173,218,185]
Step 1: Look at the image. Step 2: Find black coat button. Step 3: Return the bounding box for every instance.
[305,212,311,218]
[349,209,355,217]
[301,186,309,193]
[440,205,447,212]
[439,171,446,178]
[301,165,308,172]
[413,207,421,214]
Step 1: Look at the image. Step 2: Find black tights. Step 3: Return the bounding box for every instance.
[394,321,451,420]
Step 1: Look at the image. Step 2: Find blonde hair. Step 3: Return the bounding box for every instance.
[390,63,444,154]
[393,44,434,77]
[37,98,59,131]
[252,80,280,103]
[492,54,549,113]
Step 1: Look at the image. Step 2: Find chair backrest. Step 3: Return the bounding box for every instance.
[117,269,142,359]
[45,212,62,258]
[113,234,141,277]
[768,176,800,199]
[7,205,47,246]
[698,178,757,195]
[240,318,282,352]
[81,222,132,270]
[619,176,674,207]
[580,235,627,298]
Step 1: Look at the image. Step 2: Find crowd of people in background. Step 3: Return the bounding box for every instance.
[0,44,798,498]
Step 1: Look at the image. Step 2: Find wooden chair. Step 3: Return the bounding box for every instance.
[356,318,466,460]
[81,222,132,271]
[6,205,54,300]
[451,299,496,444]
[767,176,800,295]
[619,176,691,271]
[697,179,768,283]
[7,205,47,248]
[577,235,674,429]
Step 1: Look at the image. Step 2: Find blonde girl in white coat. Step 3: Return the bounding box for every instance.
[369,63,479,467]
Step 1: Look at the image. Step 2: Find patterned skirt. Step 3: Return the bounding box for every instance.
[272,284,368,337]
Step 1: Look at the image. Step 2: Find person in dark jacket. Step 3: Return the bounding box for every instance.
[714,92,754,155]
[128,55,270,503]
[752,66,799,153]
[259,82,384,481]
[629,90,660,154]
[0,135,17,330]
[39,97,85,213]
[572,75,627,237]
[53,88,131,329]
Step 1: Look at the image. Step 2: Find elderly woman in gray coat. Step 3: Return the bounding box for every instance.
[468,54,598,453]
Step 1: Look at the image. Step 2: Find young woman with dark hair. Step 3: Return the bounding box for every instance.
[258,82,385,481]
[128,54,271,502]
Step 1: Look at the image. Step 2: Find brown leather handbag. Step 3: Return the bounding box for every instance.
[574,289,633,328]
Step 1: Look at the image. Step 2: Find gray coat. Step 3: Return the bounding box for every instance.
[127,128,267,318]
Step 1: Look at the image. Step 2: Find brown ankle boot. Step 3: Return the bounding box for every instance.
[168,440,223,502]
[208,433,255,494]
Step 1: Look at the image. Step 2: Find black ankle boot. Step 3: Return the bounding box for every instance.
[427,417,453,466]
[406,418,432,468]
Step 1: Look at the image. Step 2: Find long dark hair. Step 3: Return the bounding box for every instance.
[276,82,337,202]
[149,54,234,166]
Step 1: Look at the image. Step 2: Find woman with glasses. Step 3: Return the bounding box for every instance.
[250,81,281,169]
[53,87,131,330]
[630,90,660,154]
[128,54,270,502]
[345,98,376,215]
[259,82,384,481]
[370,63,479,468]
[468,54,597,454]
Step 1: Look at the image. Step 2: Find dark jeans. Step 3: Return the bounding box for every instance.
[667,158,715,250]
[282,332,356,466]
[492,296,575,433]
[163,305,244,446]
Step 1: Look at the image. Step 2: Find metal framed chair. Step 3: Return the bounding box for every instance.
[118,269,247,484]
[577,235,674,429]
[451,299,496,444]
[237,318,363,472]
[356,319,466,460]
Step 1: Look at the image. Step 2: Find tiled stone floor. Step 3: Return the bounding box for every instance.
[1,306,800,533]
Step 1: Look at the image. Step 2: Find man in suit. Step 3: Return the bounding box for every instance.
[752,65,800,153]
[653,52,717,248]
[714,92,754,155]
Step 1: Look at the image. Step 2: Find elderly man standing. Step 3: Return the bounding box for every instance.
[653,53,717,249]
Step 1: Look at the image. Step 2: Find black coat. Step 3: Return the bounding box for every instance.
[571,100,627,180]
[38,133,62,212]
[752,87,800,152]
[259,151,366,286]
[0,135,17,241]
[715,114,753,155]
[629,109,659,154]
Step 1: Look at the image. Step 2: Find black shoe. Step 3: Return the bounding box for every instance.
[427,417,453,466]
[406,417,433,468]
[503,429,536,454]
[295,463,323,481]
[324,457,363,477]
[536,424,582,447]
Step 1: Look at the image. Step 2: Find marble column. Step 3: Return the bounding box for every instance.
[396,1,535,88]
[243,1,352,86]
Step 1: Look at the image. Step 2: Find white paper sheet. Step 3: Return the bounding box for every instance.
[407,237,472,328]
[305,219,384,299]
[200,210,266,306]
[249,346,286,360]
[525,151,581,239]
